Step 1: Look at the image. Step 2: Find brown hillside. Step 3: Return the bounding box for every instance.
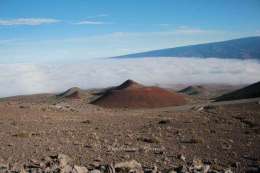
[91,80,186,108]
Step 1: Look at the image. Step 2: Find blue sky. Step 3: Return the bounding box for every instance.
[0,0,260,63]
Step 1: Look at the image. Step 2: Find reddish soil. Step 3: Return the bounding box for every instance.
[92,80,186,108]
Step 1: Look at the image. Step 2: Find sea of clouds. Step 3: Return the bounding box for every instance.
[0,57,260,98]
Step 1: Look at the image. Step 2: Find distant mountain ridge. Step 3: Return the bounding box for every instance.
[112,36,260,60]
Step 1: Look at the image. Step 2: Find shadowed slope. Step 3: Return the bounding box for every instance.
[215,81,260,101]
[114,79,143,90]
[56,87,82,99]
[179,85,206,95]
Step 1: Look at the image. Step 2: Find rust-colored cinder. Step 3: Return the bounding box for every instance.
[92,80,186,108]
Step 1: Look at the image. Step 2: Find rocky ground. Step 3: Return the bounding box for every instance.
[0,88,259,173]
[0,153,234,173]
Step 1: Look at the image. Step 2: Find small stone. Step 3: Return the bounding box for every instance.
[177,154,186,162]
[90,162,100,168]
[174,165,188,173]
[231,162,240,168]
[57,154,72,168]
[203,105,215,110]
[158,119,171,124]
[89,169,101,173]
[115,160,143,173]
[221,142,232,150]
[61,165,73,173]
[94,157,103,162]
[20,167,27,173]
[19,105,30,109]
[85,144,93,148]
[196,106,204,111]
[26,159,41,169]
[100,164,115,173]
[144,165,158,173]
[72,165,88,173]
[7,143,14,147]
[154,150,164,155]
[122,155,130,159]
[152,165,158,173]
[224,168,233,173]
[138,137,160,144]
[202,165,210,173]
[167,169,177,173]
[81,120,91,124]
[0,163,8,171]
[192,159,203,170]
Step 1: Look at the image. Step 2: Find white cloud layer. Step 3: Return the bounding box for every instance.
[0,58,260,98]
[0,18,60,26]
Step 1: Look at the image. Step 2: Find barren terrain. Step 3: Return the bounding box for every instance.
[0,84,259,173]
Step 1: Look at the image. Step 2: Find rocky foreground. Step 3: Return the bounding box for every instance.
[0,87,259,173]
[0,153,241,173]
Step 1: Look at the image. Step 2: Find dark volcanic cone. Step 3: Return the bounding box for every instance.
[214,81,260,101]
[179,85,206,95]
[115,79,143,90]
[91,80,186,108]
[56,87,81,99]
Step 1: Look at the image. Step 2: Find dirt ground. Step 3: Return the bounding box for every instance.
[0,88,259,173]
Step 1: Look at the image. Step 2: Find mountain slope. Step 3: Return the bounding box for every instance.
[214,81,260,101]
[178,85,206,95]
[91,79,186,108]
[113,36,260,60]
[56,87,82,99]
